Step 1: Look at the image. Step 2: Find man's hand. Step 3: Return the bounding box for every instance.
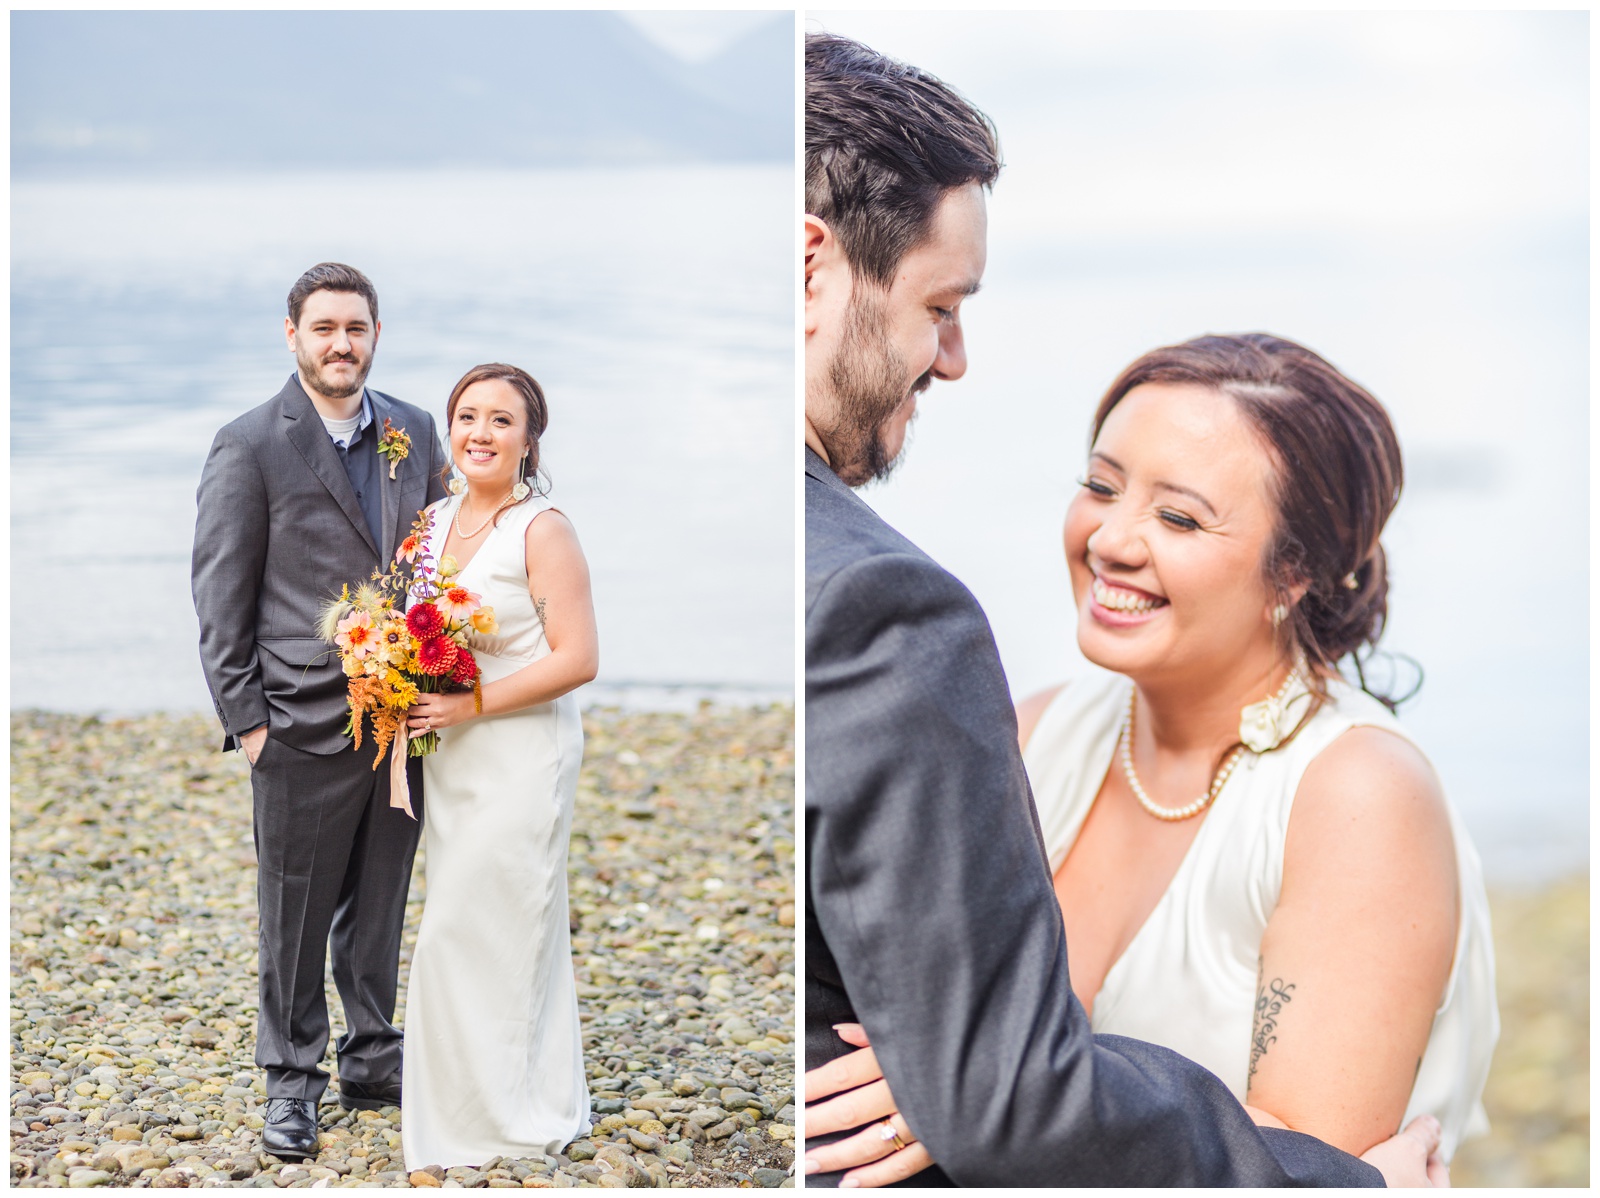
[241,725,268,766]
[1359,1115,1450,1187]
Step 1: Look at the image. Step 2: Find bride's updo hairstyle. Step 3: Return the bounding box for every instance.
[443,362,551,498]
[1091,332,1410,709]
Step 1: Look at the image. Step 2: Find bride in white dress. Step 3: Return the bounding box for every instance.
[1012,336,1496,1163]
[804,334,1496,1186]
[400,363,597,1169]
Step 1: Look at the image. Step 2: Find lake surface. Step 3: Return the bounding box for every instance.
[12,166,795,713]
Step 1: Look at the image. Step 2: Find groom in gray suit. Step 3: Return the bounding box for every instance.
[803,34,1440,1188]
[192,263,448,1159]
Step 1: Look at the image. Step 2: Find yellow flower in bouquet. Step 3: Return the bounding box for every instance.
[382,670,419,710]
[375,618,412,668]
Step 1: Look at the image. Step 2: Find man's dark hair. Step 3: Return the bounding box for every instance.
[806,33,1001,288]
[287,262,379,327]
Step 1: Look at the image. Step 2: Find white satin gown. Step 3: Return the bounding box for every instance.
[1024,670,1497,1162]
[401,493,591,1169]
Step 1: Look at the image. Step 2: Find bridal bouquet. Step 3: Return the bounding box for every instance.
[318,508,499,778]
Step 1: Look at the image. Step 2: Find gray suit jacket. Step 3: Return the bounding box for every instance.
[192,374,449,754]
[804,448,1382,1187]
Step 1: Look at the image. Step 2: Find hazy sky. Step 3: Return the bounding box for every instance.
[623,11,789,62]
[808,11,1586,236]
[13,10,795,171]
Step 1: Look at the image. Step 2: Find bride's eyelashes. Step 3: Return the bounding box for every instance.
[1077,477,1116,499]
[1077,477,1202,532]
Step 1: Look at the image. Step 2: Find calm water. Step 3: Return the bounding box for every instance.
[12,166,794,713]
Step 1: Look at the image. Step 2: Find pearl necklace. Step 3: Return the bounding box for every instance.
[455,489,516,539]
[1120,666,1302,822]
[1119,689,1244,822]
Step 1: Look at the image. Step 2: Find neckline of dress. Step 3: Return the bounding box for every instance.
[1068,678,1237,1019]
[437,491,509,581]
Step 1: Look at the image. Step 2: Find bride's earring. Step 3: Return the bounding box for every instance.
[1271,603,1288,629]
[511,453,531,502]
[448,464,466,496]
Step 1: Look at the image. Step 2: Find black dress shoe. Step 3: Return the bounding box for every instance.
[262,1097,318,1160]
[338,1076,402,1111]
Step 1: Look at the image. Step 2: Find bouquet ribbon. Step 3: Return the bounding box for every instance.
[390,723,416,820]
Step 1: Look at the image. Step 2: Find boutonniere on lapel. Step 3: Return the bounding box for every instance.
[376,418,411,480]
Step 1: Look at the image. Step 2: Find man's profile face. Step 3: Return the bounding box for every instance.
[285,289,379,401]
[808,184,988,486]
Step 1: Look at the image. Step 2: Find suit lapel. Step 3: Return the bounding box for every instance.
[369,389,401,563]
[279,375,380,558]
[369,389,430,564]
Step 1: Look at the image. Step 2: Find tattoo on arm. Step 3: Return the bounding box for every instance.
[534,597,547,626]
[1248,960,1296,1088]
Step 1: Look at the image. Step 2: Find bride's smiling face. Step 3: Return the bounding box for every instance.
[1064,382,1283,683]
[450,379,529,492]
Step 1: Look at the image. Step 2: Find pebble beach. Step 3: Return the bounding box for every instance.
[1451,874,1589,1187]
[10,705,796,1188]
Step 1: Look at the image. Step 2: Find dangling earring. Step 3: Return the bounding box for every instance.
[447,464,466,496]
[1271,603,1289,629]
[511,453,531,502]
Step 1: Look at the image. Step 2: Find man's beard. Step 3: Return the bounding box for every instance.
[821,292,930,487]
[296,343,371,401]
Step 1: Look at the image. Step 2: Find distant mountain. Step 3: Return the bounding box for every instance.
[11,10,793,174]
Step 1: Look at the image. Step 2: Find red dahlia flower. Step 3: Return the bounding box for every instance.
[417,636,460,677]
[407,602,445,639]
[450,651,480,686]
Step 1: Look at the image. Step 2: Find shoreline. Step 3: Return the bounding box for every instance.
[5,688,797,723]
[10,708,796,1188]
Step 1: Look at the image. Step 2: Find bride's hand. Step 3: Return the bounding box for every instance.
[803,1023,934,1187]
[407,691,474,733]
